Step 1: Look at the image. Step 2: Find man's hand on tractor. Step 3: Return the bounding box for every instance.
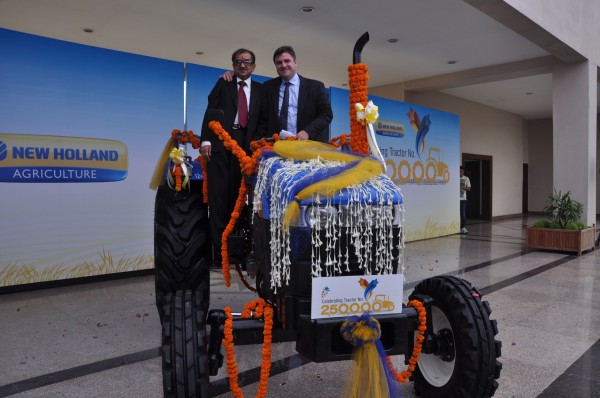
[297,130,309,140]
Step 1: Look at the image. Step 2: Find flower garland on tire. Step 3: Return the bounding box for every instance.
[385,299,427,382]
[223,298,274,398]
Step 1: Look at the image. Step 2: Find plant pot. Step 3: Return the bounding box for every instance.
[525,225,596,255]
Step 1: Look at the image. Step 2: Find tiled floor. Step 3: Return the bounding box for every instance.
[1,217,600,397]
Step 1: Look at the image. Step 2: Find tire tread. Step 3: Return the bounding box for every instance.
[410,276,502,398]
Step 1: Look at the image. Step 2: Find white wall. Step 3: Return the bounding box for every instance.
[528,116,600,214]
[370,87,526,218]
[505,0,600,66]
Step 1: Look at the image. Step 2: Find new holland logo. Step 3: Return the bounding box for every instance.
[375,120,405,138]
[0,133,128,183]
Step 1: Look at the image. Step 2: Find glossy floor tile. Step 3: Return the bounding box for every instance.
[1,217,599,397]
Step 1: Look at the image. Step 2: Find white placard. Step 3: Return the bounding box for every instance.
[311,274,404,319]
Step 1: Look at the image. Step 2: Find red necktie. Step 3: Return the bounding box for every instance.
[238,81,248,128]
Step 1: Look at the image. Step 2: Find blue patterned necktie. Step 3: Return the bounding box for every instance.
[278,81,290,131]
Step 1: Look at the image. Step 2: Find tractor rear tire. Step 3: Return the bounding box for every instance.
[410,276,502,398]
[161,290,209,398]
[154,181,210,320]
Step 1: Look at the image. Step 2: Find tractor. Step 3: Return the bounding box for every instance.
[426,147,450,184]
[152,33,501,398]
[373,293,396,311]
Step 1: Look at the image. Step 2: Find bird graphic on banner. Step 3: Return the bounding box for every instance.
[408,107,432,159]
[358,278,379,301]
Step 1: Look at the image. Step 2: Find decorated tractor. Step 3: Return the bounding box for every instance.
[150,33,502,398]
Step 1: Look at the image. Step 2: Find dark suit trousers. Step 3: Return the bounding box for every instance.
[206,129,245,262]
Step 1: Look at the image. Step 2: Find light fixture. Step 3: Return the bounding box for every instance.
[83,28,94,33]
[387,38,399,43]
[341,83,348,86]
[301,6,315,12]
[525,92,533,95]
[447,60,457,65]
[195,51,204,55]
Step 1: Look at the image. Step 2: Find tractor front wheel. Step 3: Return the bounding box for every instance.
[410,276,502,398]
[154,181,210,320]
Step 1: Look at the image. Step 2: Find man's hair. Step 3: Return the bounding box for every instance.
[231,48,256,64]
[460,166,465,171]
[273,46,296,63]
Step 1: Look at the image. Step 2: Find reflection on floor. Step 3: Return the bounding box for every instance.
[1,217,599,398]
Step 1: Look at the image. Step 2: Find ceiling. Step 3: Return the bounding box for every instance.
[0,0,596,119]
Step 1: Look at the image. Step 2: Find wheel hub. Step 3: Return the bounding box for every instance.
[417,306,456,387]
[435,328,455,362]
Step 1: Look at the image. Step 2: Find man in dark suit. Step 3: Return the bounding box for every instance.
[258,46,332,142]
[200,48,261,265]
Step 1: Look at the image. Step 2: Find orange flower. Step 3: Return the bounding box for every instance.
[197,155,208,203]
[207,121,296,289]
[223,299,274,398]
[329,133,351,148]
[168,130,200,191]
[172,164,183,191]
[348,63,370,155]
[385,299,427,383]
[171,129,201,148]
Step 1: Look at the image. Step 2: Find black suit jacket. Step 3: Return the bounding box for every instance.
[200,78,262,153]
[257,75,332,143]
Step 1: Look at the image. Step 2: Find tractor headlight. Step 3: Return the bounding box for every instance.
[298,205,337,228]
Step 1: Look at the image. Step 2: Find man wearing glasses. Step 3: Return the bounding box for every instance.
[200,48,262,267]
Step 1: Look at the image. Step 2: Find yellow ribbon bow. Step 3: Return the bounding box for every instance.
[169,147,185,164]
[355,100,379,125]
[168,147,190,190]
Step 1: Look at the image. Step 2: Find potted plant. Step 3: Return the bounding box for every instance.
[526,189,595,255]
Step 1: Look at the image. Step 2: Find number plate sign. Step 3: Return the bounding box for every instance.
[311,274,404,319]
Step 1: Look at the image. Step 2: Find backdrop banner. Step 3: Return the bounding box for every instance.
[329,88,460,241]
[0,28,183,287]
[0,28,459,287]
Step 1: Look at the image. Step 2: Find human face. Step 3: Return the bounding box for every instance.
[233,52,255,80]
[274,52,297,81]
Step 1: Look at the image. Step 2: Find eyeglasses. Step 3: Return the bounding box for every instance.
[233,60,254,66]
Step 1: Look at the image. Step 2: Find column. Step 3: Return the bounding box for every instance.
[552,61,597,226]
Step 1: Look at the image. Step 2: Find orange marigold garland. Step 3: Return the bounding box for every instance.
[208,121,261,177]
[168,147,187,192]
[221,182,248,288]
[330,64,370,153]
[208,121,292,288]
[348,63,370,154]
[172,129,201,148]
[222,180,256,293]
[329,133,351,148]
[168,129,201,191]
[173,164,183,191]
[207,121,253,287]
[197,155,209,203]
[223,298,274,398]
[385,299,427,383]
